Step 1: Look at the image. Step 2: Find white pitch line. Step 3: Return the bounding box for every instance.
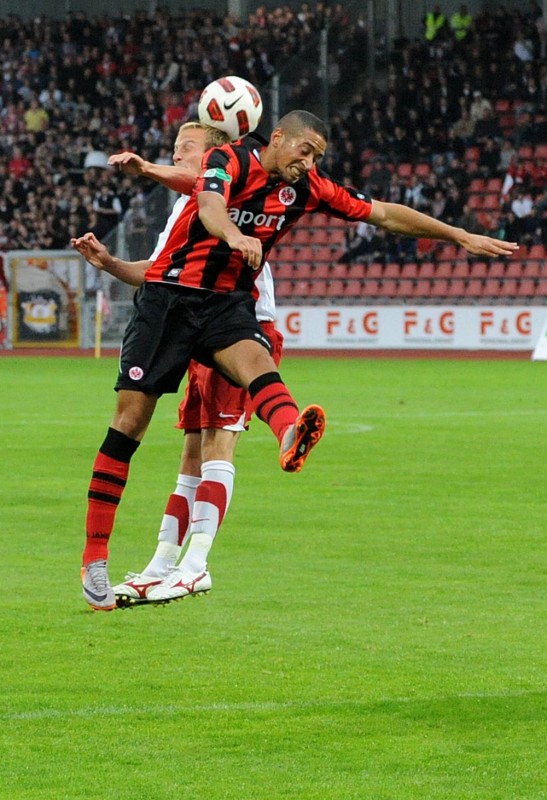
[2,689,542,722]
[1,408,546,429]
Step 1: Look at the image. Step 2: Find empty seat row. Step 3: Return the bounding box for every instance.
[275,276,547,303]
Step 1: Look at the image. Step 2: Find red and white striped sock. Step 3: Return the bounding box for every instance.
[178,460,235,576]
[143,474,201,576]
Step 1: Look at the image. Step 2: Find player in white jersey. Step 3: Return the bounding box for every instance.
[73,123,283,608]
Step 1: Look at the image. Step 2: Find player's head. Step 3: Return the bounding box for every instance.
[265,110,328,184]
[173,122,230,171]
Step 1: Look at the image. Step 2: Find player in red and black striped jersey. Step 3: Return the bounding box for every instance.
[80,109,518,609]
[145,132,375,293]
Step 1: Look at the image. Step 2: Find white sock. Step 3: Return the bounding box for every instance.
[178,460,235,577]
[142,474,201,577]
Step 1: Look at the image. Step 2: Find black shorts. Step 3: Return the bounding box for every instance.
[115,283,271,396]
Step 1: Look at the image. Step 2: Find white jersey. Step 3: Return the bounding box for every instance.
[149,195,276,322]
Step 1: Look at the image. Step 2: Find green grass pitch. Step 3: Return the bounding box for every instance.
[1,354,546,799]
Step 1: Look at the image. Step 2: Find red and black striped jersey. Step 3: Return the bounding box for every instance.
[145,135,373,293]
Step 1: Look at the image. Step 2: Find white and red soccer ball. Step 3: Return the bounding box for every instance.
[198,75,263,141]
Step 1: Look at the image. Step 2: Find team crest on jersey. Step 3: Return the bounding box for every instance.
[129,366,144,380]
[278,186,297,206]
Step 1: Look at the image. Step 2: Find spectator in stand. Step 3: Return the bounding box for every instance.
[7,146,32,179]
[424,6,447,43]
[92,177,123,239]
[443,186,465,225]
[0,4,541,253]
[474,109,503,143]
[532,186,547,244]
[498,209,525,243]
[338,222,387,265]
[404,174,427,211]
[469,91,493,126]
[511,187,535,241]
[367,158,392,199]
[457,203,486,234]
[498,139,517,175]
[23,97,49,133]
[124,196,149,261]
[451,109,475,147]
[431,188,447,220]
[450,5,473,45]
[513,30,535,63]
[477,138,501,178]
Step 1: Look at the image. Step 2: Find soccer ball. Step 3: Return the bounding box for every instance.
[198,76,263,141]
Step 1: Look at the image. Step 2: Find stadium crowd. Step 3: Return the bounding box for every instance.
[0,2,545,256]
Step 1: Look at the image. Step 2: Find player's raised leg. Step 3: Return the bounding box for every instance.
[214,340,326,473]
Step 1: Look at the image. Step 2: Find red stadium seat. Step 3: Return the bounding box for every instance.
[435,262,453,279]
[498,279,518,299]
[347,264,366,280]
[438,244,459,262]
[313,245,335,265]
[535,280,547,298]
[505,262,523,279]
[275,279,294,299]
[467,194,484,209]
[326,279,345,298]
[294,245,315,264]
[311,228,330,246]
[522,261,542,279]
[400,262,418,279]
[464,146,480,162]
[344,279,362,298]
[430,278,450,298]
[310,263,329,279]
[274,263,295,280]
[482,194,500,210]
[465,279,485,300]
[362,279,381,299]
[528,244,545,260]
[486,178,503,193]
[276,245,298,265]
[292,263,313,279]
[518,145,534,160]
[469,262,488,279]
[383,262,401,279]
[329,263,349,279]
[516,279,536,299]
[378,279,398,298]
[309,279,328,298]
[469,178,487,193]
[495,99,511,112]
[397,279,414,298]
[447,279,466,299]
[483,278,501,298]
[366,263,384,279]
[418,261,435,279]
[488,261,506,279]
[291,228,313,245]
[397,162,413,179]
[413,279,432,299]
[292,279,313,298]
[415,163,431,178]
[452,260,470,279]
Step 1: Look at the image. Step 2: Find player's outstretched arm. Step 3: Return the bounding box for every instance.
[108,152,197,194]
[368,200,519,257]
[71,232,148,286]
